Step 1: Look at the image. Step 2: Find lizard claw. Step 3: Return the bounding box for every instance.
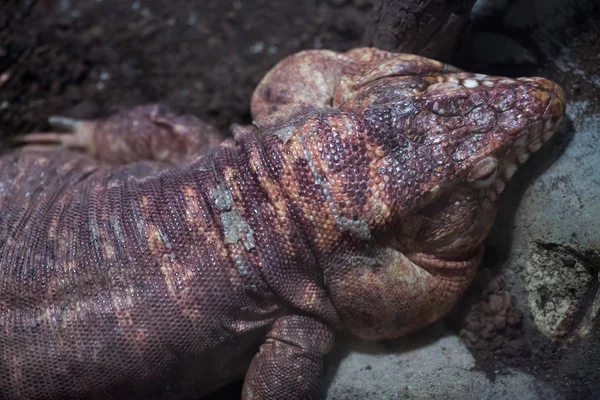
[48,115,82,132]
[13,116,96,152]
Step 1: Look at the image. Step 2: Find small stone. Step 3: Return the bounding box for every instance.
[488,276,503,293]
[474,339,487,350]
[503,338,528,357]
[487,294,504,314]
[467,319,483,332]
[491,335,504,350]
[481,324,495,340]
[507,307,524,327]
[503,291,513,308]
[249,41,265,54]
[465,313,483,332]
[494,315,507,331]
[461,329,478,344]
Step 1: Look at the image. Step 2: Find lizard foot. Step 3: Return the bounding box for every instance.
[13,116,96,153]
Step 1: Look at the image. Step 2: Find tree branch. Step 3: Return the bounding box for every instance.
[364,0,477,61]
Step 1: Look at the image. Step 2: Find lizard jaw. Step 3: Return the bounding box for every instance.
[404,247,484,279]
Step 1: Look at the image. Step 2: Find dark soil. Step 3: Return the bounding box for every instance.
[0,0,372,139]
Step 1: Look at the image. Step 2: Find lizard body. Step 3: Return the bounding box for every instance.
[0,48,565,399]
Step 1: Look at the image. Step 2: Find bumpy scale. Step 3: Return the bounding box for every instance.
[0,48,566,399]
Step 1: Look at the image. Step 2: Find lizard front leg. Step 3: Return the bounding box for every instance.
[15,104,228,165]
[242,315,334,400]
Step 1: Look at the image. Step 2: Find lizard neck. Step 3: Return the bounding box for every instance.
[198,133,341,325]
[249,108,394,255]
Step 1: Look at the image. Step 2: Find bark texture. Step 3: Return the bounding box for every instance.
[365,0,477,60]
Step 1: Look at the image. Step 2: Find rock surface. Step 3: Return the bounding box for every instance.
[323,325,558,399]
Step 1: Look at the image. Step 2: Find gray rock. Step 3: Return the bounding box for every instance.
[494,0,600,341]
[323,325,559,399]
[507,95,600,338]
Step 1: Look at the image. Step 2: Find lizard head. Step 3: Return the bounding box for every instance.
[252,48,566,340]
[253,48,565,258]
[340,64,565,340]
[340,58,567,264]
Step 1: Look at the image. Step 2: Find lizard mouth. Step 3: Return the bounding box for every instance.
[402,92,564,273]
[504,113,563,179]
[404,247,484,278]
[392,111,563,264]
[486,108,564,206]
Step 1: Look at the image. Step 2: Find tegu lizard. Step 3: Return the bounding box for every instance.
[0,48,565,399]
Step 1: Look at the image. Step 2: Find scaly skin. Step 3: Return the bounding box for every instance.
[0,48,565,399]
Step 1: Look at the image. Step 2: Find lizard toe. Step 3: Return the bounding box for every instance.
[14,116,96,153]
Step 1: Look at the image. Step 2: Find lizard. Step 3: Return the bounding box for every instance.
[0,47,565,399]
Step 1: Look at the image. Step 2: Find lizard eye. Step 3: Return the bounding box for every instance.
[468,157,498,188]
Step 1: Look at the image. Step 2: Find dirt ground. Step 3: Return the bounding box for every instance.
[0,0,372,139]
[1,0,599,399]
